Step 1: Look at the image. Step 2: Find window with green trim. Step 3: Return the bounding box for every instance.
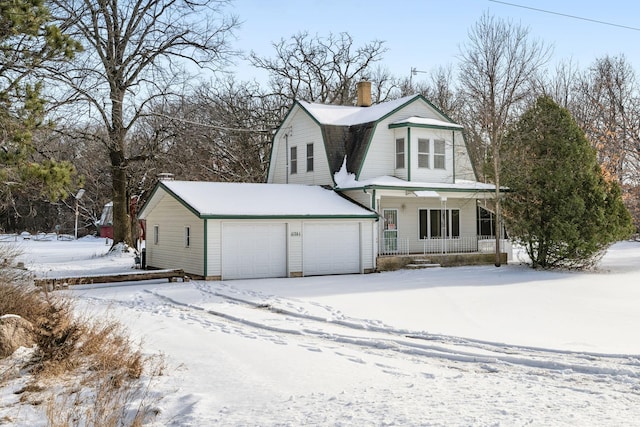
[418,138,430,168]
[306,143,314,172]
[290,146,297,174]
[395,138,405,169]
[434,140,446,169]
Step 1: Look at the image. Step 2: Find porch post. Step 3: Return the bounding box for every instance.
[440,196,447,254]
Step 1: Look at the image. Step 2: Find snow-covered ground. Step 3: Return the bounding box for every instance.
[2,234,640,426]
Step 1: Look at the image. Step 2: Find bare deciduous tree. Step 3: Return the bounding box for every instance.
[574,55,640,183]
[420,65,464,119]
[142,78,277,184]
[458,12,551,266]
[542,59,580,109]
[47,0,239,245]
[249,31,388,105]
[569,55,640,232]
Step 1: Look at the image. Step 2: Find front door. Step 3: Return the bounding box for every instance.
[382,209,398,252]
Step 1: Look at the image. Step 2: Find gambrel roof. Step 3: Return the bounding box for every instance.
[287,94,462,180]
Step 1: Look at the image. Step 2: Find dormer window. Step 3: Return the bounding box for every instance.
[395,138,405,169]
[418,138,430,168]
[434,139,446,169]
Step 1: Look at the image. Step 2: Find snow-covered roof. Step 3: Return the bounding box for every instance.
[333,158,496,193]
[336,175,497,192]
[148,181,377,218]
[298,95,417,126]
[390,116,464,129]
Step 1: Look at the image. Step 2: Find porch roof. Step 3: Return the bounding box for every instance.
[334,174,500,194]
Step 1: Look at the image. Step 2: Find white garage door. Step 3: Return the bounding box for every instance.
[222,223,287,279]
[303,223,360,276]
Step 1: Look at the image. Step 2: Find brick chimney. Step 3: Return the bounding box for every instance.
[356,81,372,107]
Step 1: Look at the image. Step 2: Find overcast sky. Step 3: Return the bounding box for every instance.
[225,0,640,85]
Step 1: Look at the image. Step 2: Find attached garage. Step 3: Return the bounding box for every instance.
[138,180,378,280]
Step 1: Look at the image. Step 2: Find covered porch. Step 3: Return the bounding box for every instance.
[336,178,510,261]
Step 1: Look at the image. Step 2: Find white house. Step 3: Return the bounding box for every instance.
[267,81,506,257]
[137,181,378,280]
[139,82,507,280]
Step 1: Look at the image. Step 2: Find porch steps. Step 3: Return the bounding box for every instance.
[405,258,441,269]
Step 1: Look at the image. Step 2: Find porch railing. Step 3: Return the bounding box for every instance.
[379,237,410,256]
[379,235,510,256]
[422,235,480,254]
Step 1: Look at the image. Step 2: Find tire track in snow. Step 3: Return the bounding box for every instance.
[197,283,640,372]
[146,286,640,385]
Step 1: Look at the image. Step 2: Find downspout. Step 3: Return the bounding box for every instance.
[285,133,289,184]
[203,219,208,278]
[286,222,290,277]
[452,130,456,183]
[359,222,364,274]
[407,127,412,181]
[371,188,379,267]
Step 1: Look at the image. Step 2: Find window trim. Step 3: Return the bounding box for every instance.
[153,225,159,245]
[290,146,298,174]
[433,139,446,170]
[184,225,191,248]
[306,143,314,172]
[395,138,405,169]
[418,138,430,169]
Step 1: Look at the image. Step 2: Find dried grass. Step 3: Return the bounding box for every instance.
[0,244,164,426]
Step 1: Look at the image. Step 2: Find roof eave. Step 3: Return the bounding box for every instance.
[335,183,506,194]
[200,214,379,220]
[388,122,464,131]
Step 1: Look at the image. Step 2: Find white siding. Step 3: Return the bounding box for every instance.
[144,189,205,277]
[358,99,477,184]
[409,128,456,183]
[358,100,439,180]
[268,108,332,185]
[362,220,376,270]
[287,221,303,274]
[206,219,222,277]
[453,130,476,181]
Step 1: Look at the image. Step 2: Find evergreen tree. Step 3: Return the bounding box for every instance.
[501,96,634,269]
[0,0,82,227]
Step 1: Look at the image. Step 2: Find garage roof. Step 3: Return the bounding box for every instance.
[139,180,378,219]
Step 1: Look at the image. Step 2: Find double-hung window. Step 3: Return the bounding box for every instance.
[434,139,446,169]
[395,138,405,169]
[418,138,430,168]
[306,143,314,172]
[153,225,159,245]
[290,146,297,174]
